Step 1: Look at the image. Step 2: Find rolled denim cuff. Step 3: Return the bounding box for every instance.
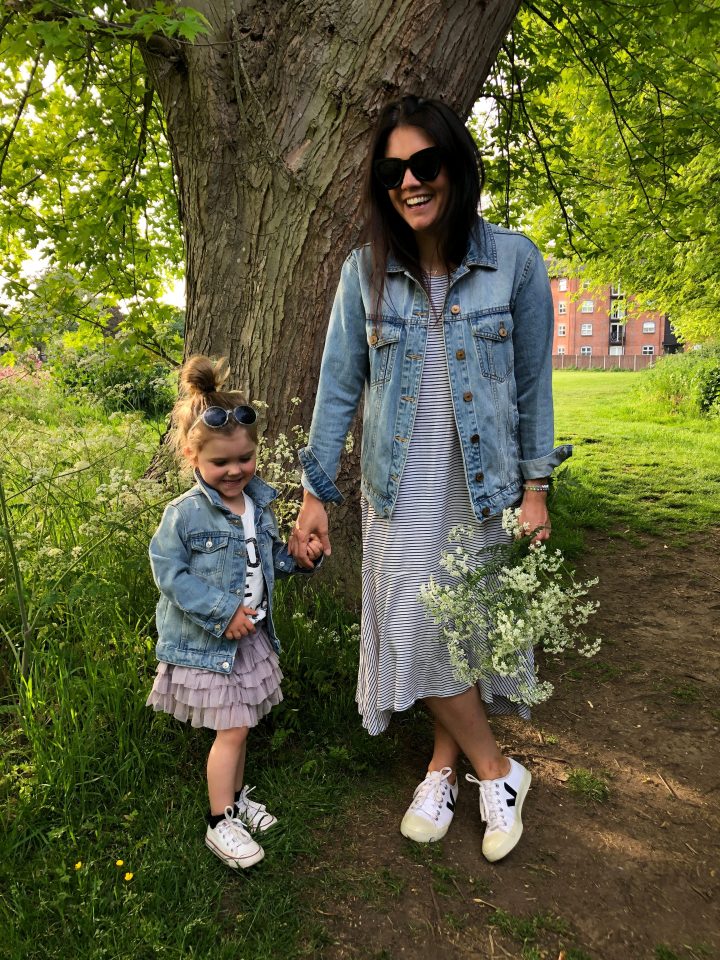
[298,446,344,504]
[519,443,573,479]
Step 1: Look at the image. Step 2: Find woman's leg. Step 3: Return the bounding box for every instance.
[427,718,460,783]
[424,686,509,781]
[207,726,249,815]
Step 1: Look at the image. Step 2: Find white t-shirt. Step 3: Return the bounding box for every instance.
[240,493,267,623]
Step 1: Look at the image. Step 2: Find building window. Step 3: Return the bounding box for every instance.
[558,301,567,315]
[557,346,566,355]
[558,278,568,291]
[642,345,655,355]
[580,346,592,356]
[581,300,594,313]
[611,282,624,297]
[610,303,626,320]
[581,323,592,335]
[642,321,656,333]
[557,324,567,337]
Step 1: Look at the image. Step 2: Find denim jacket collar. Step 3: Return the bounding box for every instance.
[193,470,278,512]
[385,218,499,275]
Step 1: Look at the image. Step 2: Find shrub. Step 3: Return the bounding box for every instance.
[50,345,175,417]
[638,345,720,417]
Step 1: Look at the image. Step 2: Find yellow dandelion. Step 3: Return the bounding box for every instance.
[115,859,124,867]
[74,862,83,871]
[123,872,134,882]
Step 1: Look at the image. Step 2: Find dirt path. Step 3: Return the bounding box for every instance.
[305,530,720,960]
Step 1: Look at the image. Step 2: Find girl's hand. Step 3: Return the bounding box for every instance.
[306,534,324,562]
[224,605,257,639]
[518,487,551,547]
[290,491,331,569]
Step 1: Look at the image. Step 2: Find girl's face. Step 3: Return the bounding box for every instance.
[188,428,257,509]
[384,125,450,241]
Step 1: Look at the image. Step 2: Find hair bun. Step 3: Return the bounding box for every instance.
[180,355,230,397]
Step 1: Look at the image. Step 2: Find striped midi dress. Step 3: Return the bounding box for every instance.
[356,275,534,735]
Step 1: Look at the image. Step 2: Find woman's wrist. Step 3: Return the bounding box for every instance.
[523,477,550,494]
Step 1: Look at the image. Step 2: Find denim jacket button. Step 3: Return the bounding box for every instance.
[222,661,230,670]
[456,349,466,360]
[369,334,378,345]
[463,391,473,402]
[214,623,221,632]
[206,539,213,549]
[498,326,508,338]
[450,304,461,315]
[470,433,480,443]
[475,471,484,483]
[481,507,491,518]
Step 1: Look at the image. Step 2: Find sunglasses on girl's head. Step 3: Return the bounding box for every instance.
[190,405,257,432]
[373,146,442,190]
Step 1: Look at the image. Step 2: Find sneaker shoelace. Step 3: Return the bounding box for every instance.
[466,775,509,832]
[238,786,271,824]
[410,767,453,821]
[215,806,254,851]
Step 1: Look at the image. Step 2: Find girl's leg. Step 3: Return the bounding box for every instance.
[233,738,247,795]
[207,726,249,815]
[423,686,509,781]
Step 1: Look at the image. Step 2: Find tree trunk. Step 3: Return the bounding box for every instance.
[140,0,521,598]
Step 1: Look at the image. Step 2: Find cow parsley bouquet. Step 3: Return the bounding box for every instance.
[419,508,601,706]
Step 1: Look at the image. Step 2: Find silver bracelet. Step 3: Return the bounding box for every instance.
[523,483,550,492]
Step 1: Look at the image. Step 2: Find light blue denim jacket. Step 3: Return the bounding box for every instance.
[149,471,310,674]
[299,218,571,519]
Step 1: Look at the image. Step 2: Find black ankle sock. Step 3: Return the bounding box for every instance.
[234,789,242,804]
[207,810,228,829]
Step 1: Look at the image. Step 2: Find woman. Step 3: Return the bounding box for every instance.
[290,96,571,862]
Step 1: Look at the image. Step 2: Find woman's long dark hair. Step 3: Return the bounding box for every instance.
[362,95,484,303]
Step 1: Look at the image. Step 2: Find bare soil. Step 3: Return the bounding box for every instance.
[305,529,720,960]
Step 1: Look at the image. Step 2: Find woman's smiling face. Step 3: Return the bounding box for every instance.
[385,125,449,241]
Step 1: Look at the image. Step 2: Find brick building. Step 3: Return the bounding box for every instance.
[549,276,679,368]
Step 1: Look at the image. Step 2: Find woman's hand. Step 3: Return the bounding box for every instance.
[517,485,551,547]
[289,491,331,569]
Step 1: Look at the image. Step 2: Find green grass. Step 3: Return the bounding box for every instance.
[566,768,611,804]
[551,370,720,542]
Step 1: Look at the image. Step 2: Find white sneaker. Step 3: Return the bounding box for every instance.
[400,767,458,843]
[205,806,264,869]
[466,758,531,862]
[235,785,277,833]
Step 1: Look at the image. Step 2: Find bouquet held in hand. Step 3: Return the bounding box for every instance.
[419,509,601,706]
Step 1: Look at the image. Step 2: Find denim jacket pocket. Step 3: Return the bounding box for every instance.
[367,322,401,387]
[188,532,230,584]
[470,308,514,382]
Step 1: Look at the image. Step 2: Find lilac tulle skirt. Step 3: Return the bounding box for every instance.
[146,624,283,730]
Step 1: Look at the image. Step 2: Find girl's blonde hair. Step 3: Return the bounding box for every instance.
[170,355,257,463]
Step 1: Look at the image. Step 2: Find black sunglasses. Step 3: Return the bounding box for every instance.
[190,405,257,431]
[373,146,443,190]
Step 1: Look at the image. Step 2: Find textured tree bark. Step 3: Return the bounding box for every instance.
[140,0,521,597]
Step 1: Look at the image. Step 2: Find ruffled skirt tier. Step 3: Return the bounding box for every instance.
[146,625,283,730]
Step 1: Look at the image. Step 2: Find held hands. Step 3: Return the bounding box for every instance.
[224,605,258,639]
[289,491,332,570]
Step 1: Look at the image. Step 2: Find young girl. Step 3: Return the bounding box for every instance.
[147,355,322,869]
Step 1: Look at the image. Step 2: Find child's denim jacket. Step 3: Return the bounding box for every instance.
[149,472,310,674]
[299,218,572,519]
